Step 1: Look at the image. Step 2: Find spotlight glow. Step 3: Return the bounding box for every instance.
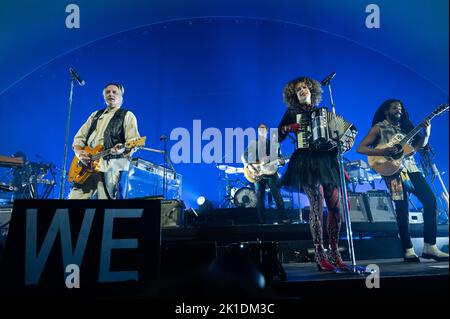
[197,196,206,206]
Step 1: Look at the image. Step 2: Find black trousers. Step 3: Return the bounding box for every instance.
[254,174,286,223]
[393,172,437,250]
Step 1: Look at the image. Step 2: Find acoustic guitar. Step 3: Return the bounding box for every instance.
[368,104,448,176]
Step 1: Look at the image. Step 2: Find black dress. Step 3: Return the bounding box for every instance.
[278,107,340,190]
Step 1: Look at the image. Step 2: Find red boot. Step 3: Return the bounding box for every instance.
[328,247,347,269]
[315,249,335,271]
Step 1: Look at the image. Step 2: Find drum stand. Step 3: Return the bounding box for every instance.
[325,76,374,275]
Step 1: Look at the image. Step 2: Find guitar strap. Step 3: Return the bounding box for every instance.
[85,108,106,146]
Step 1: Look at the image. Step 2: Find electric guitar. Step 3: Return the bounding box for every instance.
[68,137,146,184]
[368,104,448,176]
[244,156,290,183]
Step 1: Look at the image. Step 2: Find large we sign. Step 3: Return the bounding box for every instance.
[0,199,161,297]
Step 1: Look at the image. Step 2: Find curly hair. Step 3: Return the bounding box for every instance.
[283,76,323,108]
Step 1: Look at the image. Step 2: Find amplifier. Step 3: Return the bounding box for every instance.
[409,211,424,224]
[0,207,12,227]
[346,193,370,222]
[0,207,13,247]
[126,158,182,200]
[161,200,185,227]
[365,190,397,222]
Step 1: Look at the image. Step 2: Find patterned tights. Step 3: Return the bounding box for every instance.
[304,184,341,252]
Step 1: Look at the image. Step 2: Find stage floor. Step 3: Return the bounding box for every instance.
[268,258,449,300]
[282,258,449,282]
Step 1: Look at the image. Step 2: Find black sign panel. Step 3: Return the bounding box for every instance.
[0,199,161,297]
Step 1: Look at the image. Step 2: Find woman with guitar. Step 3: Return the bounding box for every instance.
[357,99,448,262]
[68,83,142,200]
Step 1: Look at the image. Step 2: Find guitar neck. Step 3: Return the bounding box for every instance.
[399,112,436,146]
[92,149,112,161]
[89,138,145,161]
[264,156,290,166]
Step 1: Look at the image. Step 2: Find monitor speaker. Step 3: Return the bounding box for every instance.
[161,199,185,227]
[365,191,397,222]
[346,193,370,222]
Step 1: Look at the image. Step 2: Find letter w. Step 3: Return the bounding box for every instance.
[25,209,95,285]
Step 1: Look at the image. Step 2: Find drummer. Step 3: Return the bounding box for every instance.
[241,123,290,224]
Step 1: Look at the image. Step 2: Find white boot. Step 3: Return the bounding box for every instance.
[422,243,449,261]
[404,248,420,262]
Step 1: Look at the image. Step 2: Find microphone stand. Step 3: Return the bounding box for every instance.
[160,136,168,199]
[59,76,75,199]
[287,134,305,223]
[325,78,373,275]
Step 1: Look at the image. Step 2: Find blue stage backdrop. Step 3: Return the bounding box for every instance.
[0,13,448,208]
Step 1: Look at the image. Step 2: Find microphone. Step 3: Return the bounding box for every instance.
[320,72,336,86]
[160,134,167,141]
[69,67,85,86]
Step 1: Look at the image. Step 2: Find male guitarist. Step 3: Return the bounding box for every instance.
[241,123,289,224]
[68,83,141,199]
[357,99,448,262]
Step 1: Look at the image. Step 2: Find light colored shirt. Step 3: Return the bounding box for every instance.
[72,106,140,172]
[376,120,420,173]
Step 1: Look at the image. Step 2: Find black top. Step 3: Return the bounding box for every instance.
[277,106,340,189]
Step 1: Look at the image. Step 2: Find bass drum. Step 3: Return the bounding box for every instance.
[233,187,257,208]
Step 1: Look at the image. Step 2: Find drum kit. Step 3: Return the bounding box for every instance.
[216,164,257,208]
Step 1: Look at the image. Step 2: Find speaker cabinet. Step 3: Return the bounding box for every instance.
[346,193,370,222]
[161,200,185,227]
[365,190,397,222]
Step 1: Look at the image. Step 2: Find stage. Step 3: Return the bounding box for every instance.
[0,201,448,304]
[271,258,449,300]
[151,257,449,301]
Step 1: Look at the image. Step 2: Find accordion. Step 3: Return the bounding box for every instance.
[296,107,357,153]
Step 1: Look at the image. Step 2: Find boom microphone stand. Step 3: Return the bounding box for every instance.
[322,72,373,275]
[59,67,85,199]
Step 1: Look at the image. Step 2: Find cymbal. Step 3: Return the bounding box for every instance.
[225,167,244,174]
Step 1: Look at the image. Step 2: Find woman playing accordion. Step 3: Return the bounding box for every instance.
[278,76,356,271]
